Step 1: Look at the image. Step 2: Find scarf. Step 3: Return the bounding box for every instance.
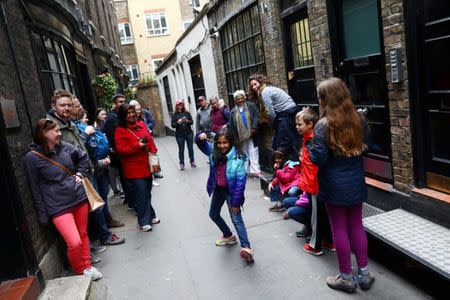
[233,103,252,143]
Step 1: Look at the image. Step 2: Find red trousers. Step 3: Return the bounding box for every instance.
[52,202,91,274]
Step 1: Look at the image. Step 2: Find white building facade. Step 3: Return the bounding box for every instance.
[155,7,218,132]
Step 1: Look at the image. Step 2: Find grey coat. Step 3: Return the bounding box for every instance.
[24,141,89,224]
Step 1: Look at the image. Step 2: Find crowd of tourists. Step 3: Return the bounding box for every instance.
[24,75,374,294]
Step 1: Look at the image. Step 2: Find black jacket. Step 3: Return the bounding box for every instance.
[171,111,193,137]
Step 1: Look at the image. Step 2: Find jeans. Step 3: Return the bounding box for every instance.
[88,176,111,241]
[270,185,300,202]
[283,197,310,225]
[176,132,195,164]
[53,202,90,274]
[95,173,110,221]
[126,177,156,226]
[209,187,250,248]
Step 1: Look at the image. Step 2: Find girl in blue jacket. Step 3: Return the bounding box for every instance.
[310,78,374,293]
[196,128,254,263]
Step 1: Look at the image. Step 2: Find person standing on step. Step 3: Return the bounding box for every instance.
[171,99,196,170]
[310,78,375,293]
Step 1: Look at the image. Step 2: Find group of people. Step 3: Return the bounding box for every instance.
[193,75,375,293]
[24,92,162,281]
[24,74,374,293]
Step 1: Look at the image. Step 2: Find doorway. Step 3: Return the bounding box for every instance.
[406,0,450,193]
[188,55,205,109]
[327,0,392,182]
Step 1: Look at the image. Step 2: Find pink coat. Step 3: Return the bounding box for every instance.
[271,161,301,194]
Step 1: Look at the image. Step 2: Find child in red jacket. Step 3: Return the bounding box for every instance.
[267,149,301,212]
[295,108,334,256]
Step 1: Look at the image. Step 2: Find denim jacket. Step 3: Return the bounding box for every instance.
[196,135,247,207]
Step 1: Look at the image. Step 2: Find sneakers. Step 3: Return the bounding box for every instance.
[358,272,375,290]
[240,247,255,263]
[254,171,263,178]
[191,161,197,168]
[303,243,323,256]
[282,212,290,220]
[152,180,160,187]
[90,244,107,254]
[215,235,237,246]
[107,217,125,228]
[295,227,310,237]
[154,173,164,179]
[140,224,152,232]
[91,253,101,264]
[326,274,357,293]
[180,163,185,171]
[268,204,285,212]
[151,218,160,224]
[83,267,103,281]
[101,233,125,245]
[321,240,336,252]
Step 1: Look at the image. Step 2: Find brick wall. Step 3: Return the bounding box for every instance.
[137,83,166,136]
[380,0,412,193]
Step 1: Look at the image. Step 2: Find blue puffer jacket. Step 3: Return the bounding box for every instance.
[309,119,367,206]
[196,136,248,207]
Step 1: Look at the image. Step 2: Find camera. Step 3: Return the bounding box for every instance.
[140,137,148,144]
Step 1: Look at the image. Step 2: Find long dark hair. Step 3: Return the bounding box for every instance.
[317,77,366,157]
[212,128,236,164]
[247,74,271,101]
[117,104,135,127]
[33,118,58,155]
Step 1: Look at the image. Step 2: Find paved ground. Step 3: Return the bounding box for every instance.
[97,136,432,300]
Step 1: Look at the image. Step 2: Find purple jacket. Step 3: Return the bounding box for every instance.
[24,141,89,224]
[210,106,230,133]
[195,134,247,207]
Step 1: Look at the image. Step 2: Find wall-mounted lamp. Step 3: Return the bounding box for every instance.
[209,26,219,39]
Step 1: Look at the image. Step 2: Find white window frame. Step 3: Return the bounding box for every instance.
[118,23,133,45]
[183,19,193,31]
[125,64,139,85]
[151,59,164,74]
[145,12,169,36]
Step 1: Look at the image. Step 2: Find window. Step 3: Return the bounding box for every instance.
[146,13,168,36]
[31,32,78,107]
[191,0,200,7]
[291,18,314,68]
[118,23,133,44]
[152,59,164,74]
[183,19,193,31]
[221,5,265,105]
[126,64,139,86]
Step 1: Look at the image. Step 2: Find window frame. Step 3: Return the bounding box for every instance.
[125,64,139,86]
[151,59,164,74]
[118,22,134,45]
[145,12,169,37]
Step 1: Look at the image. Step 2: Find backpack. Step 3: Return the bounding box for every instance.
[90,128,110,160]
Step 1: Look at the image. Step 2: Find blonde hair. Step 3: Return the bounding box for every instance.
[317,78,366,157]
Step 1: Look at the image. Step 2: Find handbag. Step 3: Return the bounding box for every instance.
[127,127,160,173]
[31,150,105,212]
[149,153,161,173]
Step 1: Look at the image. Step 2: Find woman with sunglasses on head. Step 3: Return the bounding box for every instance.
[24,118,102,280]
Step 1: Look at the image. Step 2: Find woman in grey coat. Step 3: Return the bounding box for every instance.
[228,90,261,177]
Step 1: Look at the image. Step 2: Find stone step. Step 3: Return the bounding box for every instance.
[38,276,91,300]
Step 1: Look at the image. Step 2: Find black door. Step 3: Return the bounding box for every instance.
[188,55,206,109]
[0,116,37,280]
[283,9,317,107]
[328,0,392,182]
[406,0,450,193]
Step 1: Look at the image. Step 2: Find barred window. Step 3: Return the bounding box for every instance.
[221,5,265,105]
[290,18,314,68]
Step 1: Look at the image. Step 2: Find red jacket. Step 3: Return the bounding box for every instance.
[299,131,318,194]
[271,161,301,194]
[115,121,157,179]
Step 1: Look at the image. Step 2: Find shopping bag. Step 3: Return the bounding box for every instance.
[149,153,161,173]
[82,177,105,212]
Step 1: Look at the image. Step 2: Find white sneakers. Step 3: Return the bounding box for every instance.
[140,224,152,232]
[83,266,102,281]
[152,181,160,187]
